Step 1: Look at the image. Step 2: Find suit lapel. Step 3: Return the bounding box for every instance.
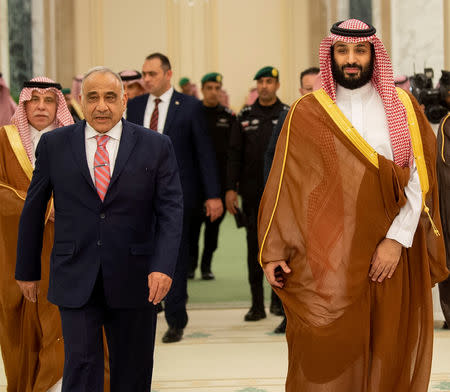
[164,90,183,135]
[107,120,137,192]
[69,121,97,193]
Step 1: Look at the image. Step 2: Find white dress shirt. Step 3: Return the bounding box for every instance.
[336,83,422,248]
[85,121,122,183]
[143,86,174,133]
[29,124,54,167]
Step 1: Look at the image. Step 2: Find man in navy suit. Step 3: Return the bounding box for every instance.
[127,53,223,343]
[15,67,183,391]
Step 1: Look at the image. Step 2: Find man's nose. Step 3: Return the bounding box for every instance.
[348,49,356,64]
[97,98,108,110]
[37,99,46,110]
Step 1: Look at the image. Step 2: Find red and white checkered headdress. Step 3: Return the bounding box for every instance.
[319,19,412,168]
[10,76,74,163]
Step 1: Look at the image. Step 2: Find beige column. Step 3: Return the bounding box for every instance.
[445,0,450,69]
[280,0,313,104]
[73,0,105,74]
[0,0,10,84]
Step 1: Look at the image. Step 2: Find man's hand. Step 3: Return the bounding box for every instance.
[148,272,173,305]
[262,260,291,288]
[16,280,40,302]
[205,198,223,222]
[369,238,403,283]
[225,190,238,215]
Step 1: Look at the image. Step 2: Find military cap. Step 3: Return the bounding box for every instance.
[61,88,71,95]
[253,66,279,80]
[201,72,223,85]
[179,77,190,87]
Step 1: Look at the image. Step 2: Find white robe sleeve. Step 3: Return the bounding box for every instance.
[385,160,422,248]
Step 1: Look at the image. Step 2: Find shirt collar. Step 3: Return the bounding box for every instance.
[150,86,174,104]
[85,119,123,140]
[336,81,375,101]
[29,124,55,140]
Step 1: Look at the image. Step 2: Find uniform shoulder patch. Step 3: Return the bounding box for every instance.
[238,106,251,117]
[224,107,236,116]
[282,104,290,111]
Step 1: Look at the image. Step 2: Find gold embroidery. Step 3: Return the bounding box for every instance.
[396,87,440,236]
[4,125,33,181]
[258,95,307,265]
[313,89,379,168]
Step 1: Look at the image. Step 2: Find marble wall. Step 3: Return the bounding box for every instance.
[350,0,372,24]
[391,0,444,85]
[7,0,32,97]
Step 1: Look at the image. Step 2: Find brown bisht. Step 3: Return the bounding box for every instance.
[0,125,63,391]
[0,125,111,391]
[436,113,450,326]
[258,89,448,392]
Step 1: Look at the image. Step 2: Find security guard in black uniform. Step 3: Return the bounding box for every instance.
[188,72,236,280]
[226,66,289,321]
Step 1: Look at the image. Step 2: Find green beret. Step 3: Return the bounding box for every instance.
[179,77,190,87]
[61,88,71,95]
[201,72,223,85]
[253,66,279,80]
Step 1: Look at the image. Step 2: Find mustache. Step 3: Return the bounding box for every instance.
[342,63,362,71]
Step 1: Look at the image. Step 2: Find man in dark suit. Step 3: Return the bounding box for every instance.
[15,67,183,391]
[127,53,223,343]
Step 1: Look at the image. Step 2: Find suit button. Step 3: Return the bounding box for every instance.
[97,240,102,246]
[100,213,106,219]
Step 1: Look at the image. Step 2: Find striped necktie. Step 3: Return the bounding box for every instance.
[149,98,161,131]
[94,135,110,201]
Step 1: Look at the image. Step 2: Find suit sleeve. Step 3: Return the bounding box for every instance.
[191,101,221,199]
[149,136,184,278]
[264,110,288,185]
[15,135,53,281]
[226,113,244,191]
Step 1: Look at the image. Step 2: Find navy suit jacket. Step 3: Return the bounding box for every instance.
[15,120,183,309]
[126,90,220,210]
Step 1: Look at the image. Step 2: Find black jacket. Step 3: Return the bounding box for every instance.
[227,98,289,204]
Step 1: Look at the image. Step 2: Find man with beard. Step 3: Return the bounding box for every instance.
[226,66,289,321]
[258,19,448,391]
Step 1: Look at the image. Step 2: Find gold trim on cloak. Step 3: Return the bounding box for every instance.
[396,87,440,235]
[259,88,439,265]
[3,124,33,180]
[70,98,85,120]
[313,88,379,168]
[2,124,54,224]
[439,112,450,163]
[258,95,307,265]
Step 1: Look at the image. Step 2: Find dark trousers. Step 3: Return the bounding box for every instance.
[58,271,156,392]
[439,276,450,325]
[189,206,225,274]
[164,209,194,329]
[243,202,279,310]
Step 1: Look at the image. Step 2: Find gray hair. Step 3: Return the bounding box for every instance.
[80,66,124,100]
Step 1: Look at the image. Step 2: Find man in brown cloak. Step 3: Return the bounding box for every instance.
[0,77,73,391]
[258,19,448,392]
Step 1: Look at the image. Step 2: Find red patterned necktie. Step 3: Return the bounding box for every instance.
[94,135,110,201]
[149,98,161,131]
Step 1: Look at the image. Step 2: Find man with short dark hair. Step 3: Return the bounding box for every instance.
[258,19,448,390]
[188,72,236,280]
[15,67,183,391]
[127,53,223,343]
[299,67,320,96]
[226,66,289,322]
